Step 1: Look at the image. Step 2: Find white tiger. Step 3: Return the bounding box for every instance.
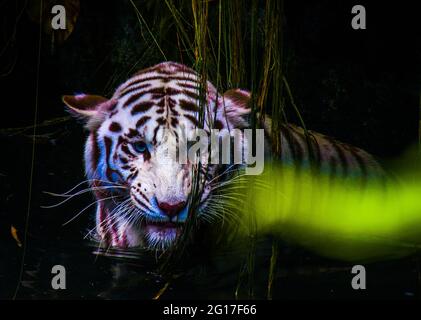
[63,62,384,249]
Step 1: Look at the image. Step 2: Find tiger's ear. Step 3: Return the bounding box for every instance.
[222,89,251,128]
[62,94,108,117]
[63,94,117,130]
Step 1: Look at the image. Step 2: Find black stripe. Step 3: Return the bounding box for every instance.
[119,83,152,97]
[177,82,200,90]
[166,97,177,109]
[138,190,149,203]
[325,137,348,177]
[157,98,166,108]
[179,99,199,112]
[121,76,167,91]
[152,126,160,145]
[122,70,198,91]
[165,87,181,95]
[156,117,166,125]
[126,128,139,139]
[123,87,167,108]
[288,125,306,169]
[149,87,166,95]
[117,136,126,146]
[349,146,368,181]
[168,75,198,82]
[136,116,151,128]
[127,170,139,181]
[309,133,322,172]
[171,117,179,127]
[121,144,136,158]
[182,89,200,100]
[279,125,297,164]
[184,114,199,127]
[123,91,152,108]
[131,102,154,115]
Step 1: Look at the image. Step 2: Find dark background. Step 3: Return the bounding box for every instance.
[0,0,420,299]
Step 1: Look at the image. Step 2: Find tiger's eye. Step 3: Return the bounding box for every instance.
[132,141,148,153]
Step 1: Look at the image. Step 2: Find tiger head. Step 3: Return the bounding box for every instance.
[63,62,253,249]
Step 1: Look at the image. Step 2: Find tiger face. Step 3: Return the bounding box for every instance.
[64,62,251,249]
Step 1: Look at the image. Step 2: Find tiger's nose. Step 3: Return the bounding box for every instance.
[157,200,186,218]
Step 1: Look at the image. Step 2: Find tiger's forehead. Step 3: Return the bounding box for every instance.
[98,62,220,145]
[115,62,217,99]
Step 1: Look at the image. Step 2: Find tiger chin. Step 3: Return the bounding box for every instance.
[63,62,253,250]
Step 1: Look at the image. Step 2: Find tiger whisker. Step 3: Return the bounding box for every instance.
[43,185,127,201]
[209,174,247,191]
[50,179,126,197]
[200,197,243,224]
[206,165,241,185]
[62,195,124,226]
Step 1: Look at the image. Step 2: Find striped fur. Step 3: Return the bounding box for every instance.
[262,118,385,181]
[64,61,385,249]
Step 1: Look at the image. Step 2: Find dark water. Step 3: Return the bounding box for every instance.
[2,225,420,300]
